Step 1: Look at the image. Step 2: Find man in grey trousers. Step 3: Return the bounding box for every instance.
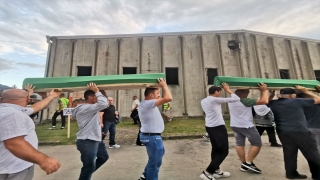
[72,83,109,180]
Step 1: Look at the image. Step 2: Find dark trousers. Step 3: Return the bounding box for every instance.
[277,130,320,179]
[103,122,116,146]
[205,125,229,174]
[256,126,278,145]
[136,119,143,145]
[52,111,66,127]
[130,109,139,124]
[136,129,143,145]
[76,139,109,180]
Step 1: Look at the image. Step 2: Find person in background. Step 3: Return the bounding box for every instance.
[253,90,282,147]
[199,83,240,180]
[100,97,121,149]
[27,102,39,123]
[228,83,269,174]
[131,95,140,124]
[161,102,173,122]
[72,83,109,180]
[48,93,69,130]
[0,84,61,180]
[268,86,320,179]
[138,78,172,180]
[253,104,282,147]
[296,85,320,154]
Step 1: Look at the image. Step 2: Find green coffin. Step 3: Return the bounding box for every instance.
[23,73,166,92]
[214,76,320,90]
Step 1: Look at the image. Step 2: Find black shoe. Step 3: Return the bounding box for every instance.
[270,143,282,147]
[240,164,249,172]
[242,162,261,173]
[286,174,307,179]
[136,143,144,146]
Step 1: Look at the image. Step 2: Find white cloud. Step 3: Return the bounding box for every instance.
[0,58,15,71]
[0,58,45,71]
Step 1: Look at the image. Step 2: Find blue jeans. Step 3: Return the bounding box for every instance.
[140,134,165,180]
[103,122,116,146]
[76,139,109,180]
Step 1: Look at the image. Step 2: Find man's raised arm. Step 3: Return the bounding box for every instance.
[296,85,320,104]
[30,89,61,114]
[155,78,173,107]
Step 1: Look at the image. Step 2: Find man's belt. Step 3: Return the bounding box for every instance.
[141,133,161,136]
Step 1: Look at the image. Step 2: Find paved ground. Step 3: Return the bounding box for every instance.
[34,136,312,180]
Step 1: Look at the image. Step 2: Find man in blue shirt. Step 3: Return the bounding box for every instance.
[268,86,320,180]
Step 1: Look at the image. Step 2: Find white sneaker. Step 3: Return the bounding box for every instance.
[48,126,56,130]
[203,135,210,142]
[138,174,146,180]
[213,170,231,178]
[109,144,120,148]
[200,171,215,180]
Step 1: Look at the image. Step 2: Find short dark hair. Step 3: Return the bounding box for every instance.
[280,88,296,95]
[235,89,249,96]
[144,88,158,97]
[84,90,95,100]
[208,86,222,94]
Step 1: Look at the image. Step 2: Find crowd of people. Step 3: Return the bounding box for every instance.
[200,83,320,180]
[0,80,319,180]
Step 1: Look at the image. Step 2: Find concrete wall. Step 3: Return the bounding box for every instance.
[43,31,320,119]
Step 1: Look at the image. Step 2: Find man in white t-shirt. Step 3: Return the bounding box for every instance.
[130,95,140,124]
[199,83,240,180]
[0,85,61,180]
[228,83,268,174]
[137,78,172,180]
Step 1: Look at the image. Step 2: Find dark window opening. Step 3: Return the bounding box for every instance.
[123,67,137,74]
[165,68,179,85]
[279,69,290,79]
[207,68,218,85]
[77,66,92,76]
[315,70,320,81]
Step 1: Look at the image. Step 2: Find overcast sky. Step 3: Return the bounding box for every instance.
[0,0,319,88]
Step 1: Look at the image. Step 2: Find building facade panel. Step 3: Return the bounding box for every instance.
[43,31,320,119]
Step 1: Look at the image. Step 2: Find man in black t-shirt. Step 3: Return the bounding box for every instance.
[99,97,120,149]
[268,86,320,180]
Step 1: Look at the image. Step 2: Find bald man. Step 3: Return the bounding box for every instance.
[0,86,61,180]
[99,97,120,148]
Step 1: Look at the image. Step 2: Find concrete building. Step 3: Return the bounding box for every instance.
[42,29,320,120]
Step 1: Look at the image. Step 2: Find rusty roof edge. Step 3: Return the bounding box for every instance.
[46,29,320,43]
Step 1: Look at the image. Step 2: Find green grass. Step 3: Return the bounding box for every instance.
[36,118,231,145]
[36,120,79,144]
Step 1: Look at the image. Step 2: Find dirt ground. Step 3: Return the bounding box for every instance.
[33,136,313,180]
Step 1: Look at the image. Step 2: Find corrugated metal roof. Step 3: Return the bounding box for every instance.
[46,29,320,43]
